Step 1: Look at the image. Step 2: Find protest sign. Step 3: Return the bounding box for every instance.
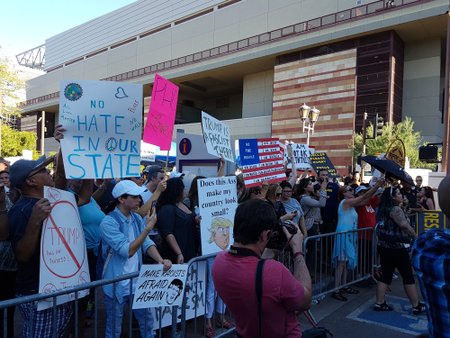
[38,187,90,310]
[309,152,338,178]
[197,176,237,255]
[284,143,314,170]
[416,211,447,235]
[201,111,234,162]
[133,265,188,309]
[238,138,285,187]
[143,74,179,150]
[150,261,207,328]
[59,80,142,179]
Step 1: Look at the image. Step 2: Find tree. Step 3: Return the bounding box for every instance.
[0,124,36,157]
[353,117,434,169]
[0,54,24,117]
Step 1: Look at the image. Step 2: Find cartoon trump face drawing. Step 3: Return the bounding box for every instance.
[208,217,232,250]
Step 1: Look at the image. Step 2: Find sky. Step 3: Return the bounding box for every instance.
[0,0,137,58]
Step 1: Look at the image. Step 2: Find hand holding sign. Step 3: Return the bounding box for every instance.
[33,198,53,223]
[54,124,66,143]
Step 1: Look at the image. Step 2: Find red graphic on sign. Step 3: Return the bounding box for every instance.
[42,201,85,278]
[47,188,61,203]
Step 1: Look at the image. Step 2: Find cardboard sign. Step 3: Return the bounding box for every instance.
[238,138,285,187]
[309,152,338,178]
[38,187,90,310]
[150,261,206,328]
[143,74,179,150]
[386,138,406,168]
[284,143,314,170]
[416,211,447,235]
[59,80,142,179]
[133,265,188,309]
[201,111,234,162]
[197,177,237,255]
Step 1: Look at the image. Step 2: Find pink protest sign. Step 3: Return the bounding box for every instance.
[143,74,179,150]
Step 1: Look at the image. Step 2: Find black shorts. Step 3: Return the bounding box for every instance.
[377,246,415,285]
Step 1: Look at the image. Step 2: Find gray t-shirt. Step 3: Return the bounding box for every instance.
[281,198,304,225]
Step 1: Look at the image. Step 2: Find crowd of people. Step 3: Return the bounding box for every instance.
[0,125,448,338]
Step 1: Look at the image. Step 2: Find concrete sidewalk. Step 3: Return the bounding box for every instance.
[302,278,428,338]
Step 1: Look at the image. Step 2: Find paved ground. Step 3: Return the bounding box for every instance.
[303,277,428,338]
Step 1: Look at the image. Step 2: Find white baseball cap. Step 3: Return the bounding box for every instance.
[169,171,185,179]
[112,180,147,198]
[355,185,369,195]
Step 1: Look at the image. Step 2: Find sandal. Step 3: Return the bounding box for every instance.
[374,302,393,312]
[412,302,426,315]
[205,326,215,338]
[332,291,347,302]
[215,317,233,329]
[343,287,359,294]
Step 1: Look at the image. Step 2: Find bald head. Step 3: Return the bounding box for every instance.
[438,176,450,217]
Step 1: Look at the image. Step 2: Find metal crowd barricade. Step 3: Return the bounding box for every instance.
[0,263,228,338]
[300,227,376,301]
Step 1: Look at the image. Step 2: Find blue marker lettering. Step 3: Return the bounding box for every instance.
[101,154,114,178]
[99,114,111,133]
[115,116,124,134]
[90,100,104,109]
[130,140,138,154]
[118,139,128,152]
[73,136,85,151]
[77,115,88,131]
[85,154,102,177]
[88,137,100,151]
[115,154,126,178]
[68,154,86,179]
[126,154,141,176]
[88,115,98,132]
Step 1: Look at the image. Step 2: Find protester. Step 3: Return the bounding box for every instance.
[99,180,171,338]
[415,176,423,189]
[355,184,379,282]
[332,180,384,301]
[318,169,340,234]
[411,175,450,337]
[265,183,296,222]
[417,186,435,210]
[156,177,199,263]
[141,165,166,204]
[374,186,425,314]
[0,174,19,338]
[279,181,307,236]
[8,152,73,337]
[297,178,327,273]
[212,199,312,337]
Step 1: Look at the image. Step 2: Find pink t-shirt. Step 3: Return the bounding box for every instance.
[212,251,304,338]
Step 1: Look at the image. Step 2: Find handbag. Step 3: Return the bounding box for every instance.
[376,216,412,244]
[255,260,333,338]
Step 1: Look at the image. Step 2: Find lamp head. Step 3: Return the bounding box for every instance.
[310,107,320,123]
[299,103,310,121]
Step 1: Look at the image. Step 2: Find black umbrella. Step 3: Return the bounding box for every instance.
[361,155,414,185]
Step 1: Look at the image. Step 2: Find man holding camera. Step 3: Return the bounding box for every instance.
[212,199,312,337]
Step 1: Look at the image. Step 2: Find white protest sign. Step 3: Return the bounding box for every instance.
[59,80,143,179]
[38,187,90,311]
[133,265,188,309]
[201,111,234,162]
[197,177,237,255]
[151,261,207,328]
[284,143,315,170]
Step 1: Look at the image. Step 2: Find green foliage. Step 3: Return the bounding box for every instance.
[353,117,435,169]
[0,124,37,157]
[0,55,24,117]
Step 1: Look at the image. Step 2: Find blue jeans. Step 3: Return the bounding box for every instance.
[104,294,154,338]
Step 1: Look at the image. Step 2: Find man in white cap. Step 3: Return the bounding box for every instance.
[99,179,171,338]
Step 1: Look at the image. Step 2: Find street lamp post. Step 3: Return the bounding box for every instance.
[299,103,320,146]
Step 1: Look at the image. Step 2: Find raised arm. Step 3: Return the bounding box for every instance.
[53,125,67,190]
[344,179,384,209]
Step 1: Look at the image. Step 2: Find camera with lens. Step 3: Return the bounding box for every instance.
[266,220,298,250]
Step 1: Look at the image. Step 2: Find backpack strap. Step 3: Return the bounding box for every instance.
[255,259,266,338]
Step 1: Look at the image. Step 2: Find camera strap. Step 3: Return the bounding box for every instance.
[228,245,260,258]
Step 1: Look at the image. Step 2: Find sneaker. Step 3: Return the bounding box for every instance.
[374,302,393,312]
[412,302,426,315]
[331,291,347,302]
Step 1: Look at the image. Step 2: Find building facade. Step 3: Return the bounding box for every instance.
[20,0,450,174]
